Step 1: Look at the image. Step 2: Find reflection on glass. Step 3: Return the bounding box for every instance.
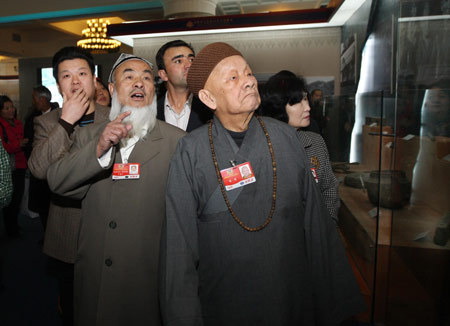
[411,88,450,215]
[419,88,450,138]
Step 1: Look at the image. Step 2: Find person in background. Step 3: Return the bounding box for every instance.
[310,88,328,134]
[24,86,55,158]
[0,95,28,237]
[95,77,111,107]
[0,137,12,291]
[260,71,340,223]
[25,86,55,232]
[311,88,324,105]
[155,39,211,131]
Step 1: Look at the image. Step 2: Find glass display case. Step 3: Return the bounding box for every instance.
[321,87,449,324]
[318,1,450,324]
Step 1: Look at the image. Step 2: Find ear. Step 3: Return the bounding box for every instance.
[93,75,98,88]
[198,89,217,111]
[158,69,169,82]
[108,83,115,97]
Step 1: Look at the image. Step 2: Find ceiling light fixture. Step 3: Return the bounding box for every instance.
[77,18,121,53]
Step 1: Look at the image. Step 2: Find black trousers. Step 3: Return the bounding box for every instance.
[47,257,74,326]
[3,169,25,236]
[28,174,51,230]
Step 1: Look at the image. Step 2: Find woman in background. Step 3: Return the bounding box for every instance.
[0,95,28,237]
[260,71,340,223]
[95,77,111,107]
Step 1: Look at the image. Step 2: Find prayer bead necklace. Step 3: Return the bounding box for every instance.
[208,116,277,232]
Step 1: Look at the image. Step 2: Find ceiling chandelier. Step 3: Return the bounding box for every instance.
[77,19,121,53]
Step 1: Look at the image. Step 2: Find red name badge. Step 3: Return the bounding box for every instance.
[112,163,140,180]
[220,162,256,191]
[310,168,319,183]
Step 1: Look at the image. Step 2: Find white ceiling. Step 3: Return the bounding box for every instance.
[217,0,330,15]
[0,0,345,59]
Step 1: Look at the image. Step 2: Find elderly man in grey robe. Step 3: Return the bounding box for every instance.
[159,42,365,325]
[47,54,185,326]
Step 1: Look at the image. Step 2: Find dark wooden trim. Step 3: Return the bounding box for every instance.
[108,8,336,36]
[0,75,19,80]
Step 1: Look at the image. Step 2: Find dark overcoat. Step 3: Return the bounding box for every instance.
[160,116,365,326]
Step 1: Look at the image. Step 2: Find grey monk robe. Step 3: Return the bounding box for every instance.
[160,116,365,326]
[47,120,185,326]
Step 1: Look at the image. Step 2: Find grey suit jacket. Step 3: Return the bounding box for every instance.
[47,119,185,326]
[28,104,109,263]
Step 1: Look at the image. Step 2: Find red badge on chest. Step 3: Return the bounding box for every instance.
[220,162,256,191]
[112,163,140,180]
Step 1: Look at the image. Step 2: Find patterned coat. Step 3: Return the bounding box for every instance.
[298,130,340,223]
[0,138,12,208]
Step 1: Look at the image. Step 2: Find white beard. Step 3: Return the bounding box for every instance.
[109,91,157,147]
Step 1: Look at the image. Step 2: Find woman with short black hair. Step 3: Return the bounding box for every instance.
[260,71,340,223]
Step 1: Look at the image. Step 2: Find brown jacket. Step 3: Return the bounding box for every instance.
[28,104,110,263]
[47,119,185,326]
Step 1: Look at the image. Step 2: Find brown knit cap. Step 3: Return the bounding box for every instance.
[187,42,242,96]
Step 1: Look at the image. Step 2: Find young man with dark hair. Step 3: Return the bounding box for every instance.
[28,46,109,326]
[52,46,96,82]
[155,40,211,132]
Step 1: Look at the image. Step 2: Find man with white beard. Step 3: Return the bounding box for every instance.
[47,54,186,326]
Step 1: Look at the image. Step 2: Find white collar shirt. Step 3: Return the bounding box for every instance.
[163,92,192,131]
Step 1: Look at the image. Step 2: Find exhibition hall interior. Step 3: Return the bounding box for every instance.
[0,0,448,325]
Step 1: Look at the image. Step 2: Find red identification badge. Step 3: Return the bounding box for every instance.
[310,168,319,183]
[220,162,256,191]
[112,163,140,180]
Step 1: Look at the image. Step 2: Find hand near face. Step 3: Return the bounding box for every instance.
[60,88,90,125]
[96,111,132,158]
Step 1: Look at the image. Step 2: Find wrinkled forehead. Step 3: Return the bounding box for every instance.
[114,59,153,78]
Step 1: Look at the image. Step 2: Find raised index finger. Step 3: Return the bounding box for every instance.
[114,111,131,123]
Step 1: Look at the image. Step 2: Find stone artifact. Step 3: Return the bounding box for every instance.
[364,170,411,209]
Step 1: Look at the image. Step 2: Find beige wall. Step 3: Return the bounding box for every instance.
[134,27,341,94]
